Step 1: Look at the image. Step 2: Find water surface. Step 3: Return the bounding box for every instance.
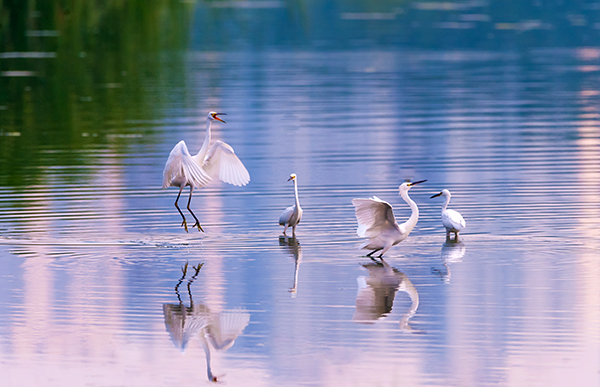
[1,2,600,387]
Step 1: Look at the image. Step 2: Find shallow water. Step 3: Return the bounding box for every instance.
[2,4,600,387]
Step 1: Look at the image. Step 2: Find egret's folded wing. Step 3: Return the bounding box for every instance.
[443,209,466,231]
[202,140,250,187]
[279,205,294,225]
[162,141,212,188]
[352,197,396,238]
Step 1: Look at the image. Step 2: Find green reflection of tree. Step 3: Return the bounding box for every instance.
[0,0,194,186]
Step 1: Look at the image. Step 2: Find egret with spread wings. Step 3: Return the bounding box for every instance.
[162,112,250,232]
[352,180,426,258]
[431,189,466,240]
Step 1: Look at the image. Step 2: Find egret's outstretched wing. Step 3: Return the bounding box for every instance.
[162,303,209,352]
[202,140,250,187]
[353,276,378,322]
[162,140,212,189]
[279,205,295,225]
[442,209,466,231]
[204,310,250,351]
[352,197,397,238]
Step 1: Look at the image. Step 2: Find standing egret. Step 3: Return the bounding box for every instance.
[279,173,303,236]
[430,189,466,240]
[352,180,426,258]
[162,111,250,232]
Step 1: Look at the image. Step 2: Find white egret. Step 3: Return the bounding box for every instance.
[352,179,426,258]
[162,111,250,232]
[430,189,466,240]
[279,173,303,236]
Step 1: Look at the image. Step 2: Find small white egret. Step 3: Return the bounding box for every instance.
[279,173,303,236]
[430,189,466,240]
[352,179,426,258]
[162,111,250,232]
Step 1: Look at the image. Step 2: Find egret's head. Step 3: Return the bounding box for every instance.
[431,189,451,199]
[399,179,426,193]
[288,173,297,182]
[208,111,226,123]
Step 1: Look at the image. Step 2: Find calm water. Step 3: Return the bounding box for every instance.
[2,2,600,387]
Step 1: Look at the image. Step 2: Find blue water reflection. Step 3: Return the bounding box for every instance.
[1,46,600,386]
[1,2,600,386]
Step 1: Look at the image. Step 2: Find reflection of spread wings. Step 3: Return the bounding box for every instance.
[163,303,210,351]
[204,310,251,351]
[352,197,398,238]
[163,304,250,352]
[353,261,420,331]
[353,276,393,322]
[202,140,250,187]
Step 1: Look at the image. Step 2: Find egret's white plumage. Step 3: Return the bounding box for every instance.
[279,173,303,236]
[352,180,426,258]
[431,189,466,240]
[162,111,250,232]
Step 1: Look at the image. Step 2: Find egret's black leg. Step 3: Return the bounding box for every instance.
[366,248,382,257]
[174,186,188,232]
[186,186,204,232]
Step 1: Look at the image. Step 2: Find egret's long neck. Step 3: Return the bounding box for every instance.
[293,179,300,208]
[400,189,419,233]
[200,335,214,381]
[442,195,451,211]
[195,117,212,162]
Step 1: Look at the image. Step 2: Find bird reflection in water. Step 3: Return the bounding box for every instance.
[163,262,250,383]
[353,259,421,332]
[431,239,466,283]
[279,236,302,297]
